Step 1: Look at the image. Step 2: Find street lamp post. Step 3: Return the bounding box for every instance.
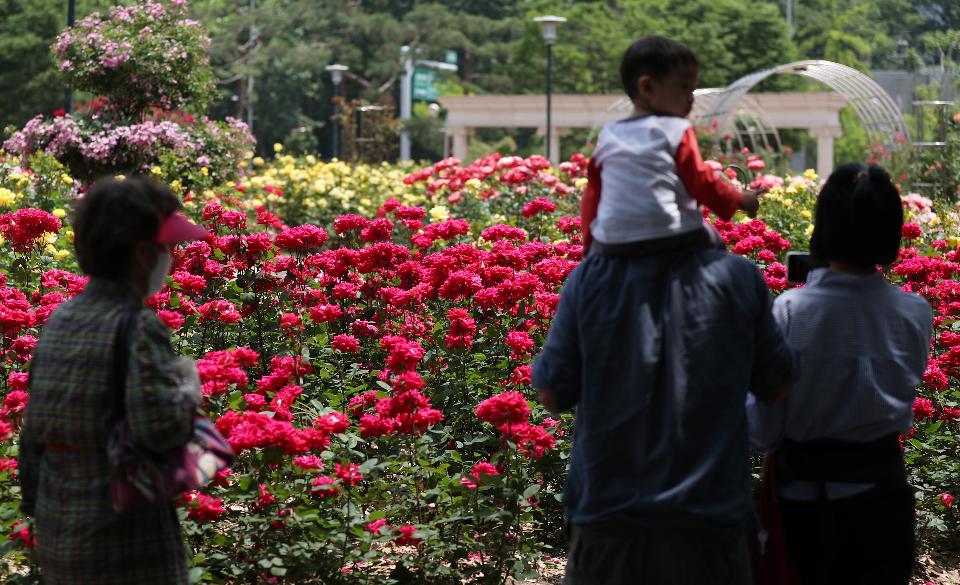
[786,0,793,38]
[65,0,76,114]
[326,64,349,160]
[400,46,413,161]
[534,16,566,162]
[247,0,257,133]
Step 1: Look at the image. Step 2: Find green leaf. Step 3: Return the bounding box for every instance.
[358,458,379,473]
[522,484,541,499]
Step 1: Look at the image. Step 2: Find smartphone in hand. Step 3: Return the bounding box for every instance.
[786,252,816,284]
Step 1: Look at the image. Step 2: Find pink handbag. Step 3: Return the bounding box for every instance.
[107,416,233,512]
[106,308,233,512]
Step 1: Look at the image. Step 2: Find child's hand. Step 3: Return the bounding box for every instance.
[739,188,767,218]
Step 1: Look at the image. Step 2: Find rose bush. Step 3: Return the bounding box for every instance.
[2,0,253,190]
[0,147,957,583]
[53,1,216,115]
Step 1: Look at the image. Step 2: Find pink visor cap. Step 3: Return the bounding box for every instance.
[153,212,210,244]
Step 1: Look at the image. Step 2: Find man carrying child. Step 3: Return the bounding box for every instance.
[534,36,796,584]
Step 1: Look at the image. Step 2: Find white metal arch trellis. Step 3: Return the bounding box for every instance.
[606,89,784,155]
[702,60,910,147]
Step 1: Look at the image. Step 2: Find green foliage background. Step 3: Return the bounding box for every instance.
[1,0,958,160]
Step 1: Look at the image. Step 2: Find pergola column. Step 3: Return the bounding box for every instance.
[809,127,842,179]
[537,126,565,164]
[447,126,470,161]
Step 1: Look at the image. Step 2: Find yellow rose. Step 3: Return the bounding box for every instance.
[61,173,74,185]
[200,167,209,176]
[150,166,163,175]
[253,157,265,168]
[0,187,17,206]
[803,169,817,182]
[52,208,66,219]
[801,210,812,220]
[43,232,58,245]
[67,230,75,243]
[273,143,283,153]
[805,224,814,238]
[43,244,57,254]
[574,177,588,190]
[115,174,126,181]
[54,249,71,261]
[429,205,450,222]
[170,180,183,193]
[465,178,482,190]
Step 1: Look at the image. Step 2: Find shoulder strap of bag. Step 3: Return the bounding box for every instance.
[110,307,141,426]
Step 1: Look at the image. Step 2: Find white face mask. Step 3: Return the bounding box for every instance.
[146,247,172,296]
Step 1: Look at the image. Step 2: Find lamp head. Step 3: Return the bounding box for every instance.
[325,64,349,85]
[534,15,567,45]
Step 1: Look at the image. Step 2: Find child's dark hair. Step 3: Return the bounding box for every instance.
[73,176,181,278]
[810,163,903,268]
[620,36,700,100]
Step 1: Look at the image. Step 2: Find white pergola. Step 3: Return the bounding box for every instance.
[440,92,848,177]
[439,61,910,178]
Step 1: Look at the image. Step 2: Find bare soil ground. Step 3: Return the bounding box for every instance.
[914,539,960,585]
[518,540,960,585]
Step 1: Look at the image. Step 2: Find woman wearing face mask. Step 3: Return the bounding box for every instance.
[18,177,207,585]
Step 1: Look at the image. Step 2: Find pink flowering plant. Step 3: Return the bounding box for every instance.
[2,1,252,189]
[53,0,216,115]
[3,105,253,188]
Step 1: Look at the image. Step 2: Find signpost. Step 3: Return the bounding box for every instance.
[413,69,438,101]
[400,47,458,160]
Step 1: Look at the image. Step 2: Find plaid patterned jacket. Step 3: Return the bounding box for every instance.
[19,278,197,585]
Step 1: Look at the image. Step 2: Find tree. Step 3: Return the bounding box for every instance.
[510,0,797,95]
[0,0,115,133]
[195,0,525,156]
[916,0,960,32]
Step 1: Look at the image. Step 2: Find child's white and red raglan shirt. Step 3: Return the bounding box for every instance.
[580,115,742,248]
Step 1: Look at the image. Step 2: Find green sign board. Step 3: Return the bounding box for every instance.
[412,68,438,101]
[445,50,458,65]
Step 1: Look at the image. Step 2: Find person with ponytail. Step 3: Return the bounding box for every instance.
[747,163,933,584]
